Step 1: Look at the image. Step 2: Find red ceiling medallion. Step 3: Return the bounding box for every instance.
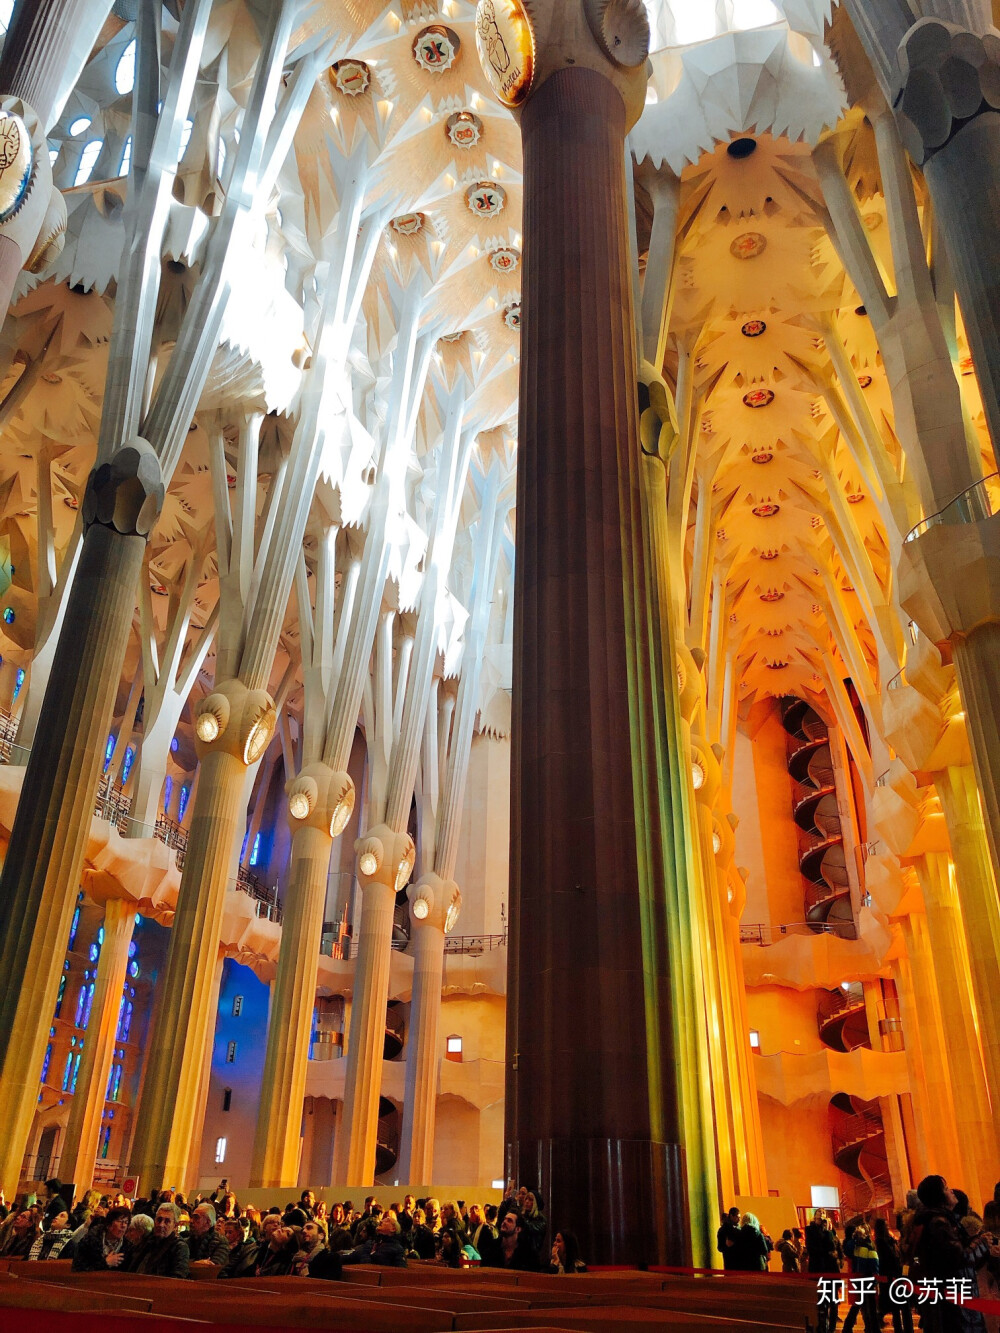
[466,181,506,218]
[730,231,767,260]
[489,246,519,274]
[330,59,371,96]
[752,501,780,517]
[751,449,773,464]
[63,495,79,509]
[150,582,168,596]
[857,374,872,388]
[847,492,865,504]
[759,589,785,602]
[760,548,780,560]
[413,26,461,72]
[741,318,767,337]
[446,111,483,148]
[765,660,788,669]
[743,388,774,408]
[390,212,425,235]
[503,301,521,330]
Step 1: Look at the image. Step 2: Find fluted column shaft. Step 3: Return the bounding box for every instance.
[332,875,397,1185]
[0,513,150,1197]
[251,823,332,1187]
[398,917,446,1184]
[510,66,687,1266]
[58,897,135,1191]
[934,760,1000,1144]
[129,746,249,1190]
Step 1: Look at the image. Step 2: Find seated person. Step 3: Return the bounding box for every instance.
[293,1219,342,1280]
[0,1209,39,1259]
[188,1203,230,1266]
[253,1219,301,1277]
[72,1206,131,1271]
[27,1208,76,1261]
[123,1202,190,1278]
[218,1217,258,1279]
[326,1203,352,1253]
[549,1230,587,1274]
[483,1211,540,1271]
[341,1213,407,1267]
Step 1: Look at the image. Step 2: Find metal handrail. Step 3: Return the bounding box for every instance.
[904,470,999,543]
[886,669,905,691]
[739,921,855,945]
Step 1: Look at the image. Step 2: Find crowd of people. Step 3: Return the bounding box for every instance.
[0,1177,586,1283]
[718,1175,1000,1333]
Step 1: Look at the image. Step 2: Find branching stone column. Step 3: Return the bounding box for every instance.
[128,679,275,1191]
[478,0,690,1264]
[332,824,415,1184]
[250,763,355,1187]
[398,873,461,1184]
[59,896,135,1191]
[0,440,163,1196]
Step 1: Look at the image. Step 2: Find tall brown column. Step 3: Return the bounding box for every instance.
[0,443,162,1196]
[508,57,687,1265]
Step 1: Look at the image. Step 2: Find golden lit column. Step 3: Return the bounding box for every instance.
[0,442,163,1198]
[912,852,996,1205]
[331,824,414,1185]
[250,764,355,1188]
[128,679,275,1191]
[58,896,135,1191]
[477,0,700,1263]
[397,874,461,1184]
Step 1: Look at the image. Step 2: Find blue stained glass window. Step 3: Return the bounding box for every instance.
[81,982,95,1030]
[68,906,81,948]
[120,1003,133,1043]
[121,746,135,784]
[97,927,104,945]
[250,832,261,867]
[2,607,14,624]
[100,1125,111,1158]
[40,1043,53,1084]
[61,1052,74,1091]
[178,784,190,822]
[70,1052,81,1093]
[13,667,24,700]
[116,993,126,1040]
[55,973,66,1018]
[74,984,87,1027]
[89,942,99,962]
[104,735,115,772]
[163,775,173,811]
[128,960,139,979]
[111,1063,123,1101]
[240,831,249,862]
[170,738,179,753]
[128,941,137,959]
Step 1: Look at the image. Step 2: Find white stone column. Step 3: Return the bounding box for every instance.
[397,874,461,1185]
[331,824,414,1185]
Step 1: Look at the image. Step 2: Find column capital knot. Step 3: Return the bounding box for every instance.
[83,437,165,538]
[286,762,355,837]
[892,18,1000,165]
[408,871,462,934]
[475,0,650,129]
[354,823,416,894]
[193,678,276,765]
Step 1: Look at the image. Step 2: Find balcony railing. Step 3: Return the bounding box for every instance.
[739,921,855,945]
[904,470,999,544]
[335,932,508,960]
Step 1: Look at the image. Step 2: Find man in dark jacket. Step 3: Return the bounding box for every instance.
[341,1214,407,1267]
[716,1207,741,1270]
[484,1211,540,1271]
[187,1203,230,1266]
[908,1175,996,1333]
[124,1203,190,1278]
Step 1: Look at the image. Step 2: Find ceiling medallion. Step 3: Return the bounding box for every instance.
[812,603,822,614]
[0,111,32,224]
[446,111,483,148]
[741,318,766,337]
[730,231,767,260]
[759,589,785,602]
[63,495,79,510]
[41,371,62,384]
[848,492,865,504]
[743,388,774,409]
[440,331,464,343]
[330,59,371,96]
[716,528,727,541]
[751,449,773,464]
[466,181,506,218]
[764,627,784,637]
[489,246,519,274]
[503,301,521,330]
[413,25,461,73]
[389,212,425,235]
[475,0,535,108]
[760,548,780,560]
[150,582,169,596]
[765,660,788,669]
[857,374,872,388]
[752,501,780,517]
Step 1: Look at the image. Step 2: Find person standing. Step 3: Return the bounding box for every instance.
[717,1207,741,1270]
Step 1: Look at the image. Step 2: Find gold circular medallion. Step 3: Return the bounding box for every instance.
[475,0,534,108]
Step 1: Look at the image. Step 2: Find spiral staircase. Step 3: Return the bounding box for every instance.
[781,698,854,936]
[830,1091,893,1215]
